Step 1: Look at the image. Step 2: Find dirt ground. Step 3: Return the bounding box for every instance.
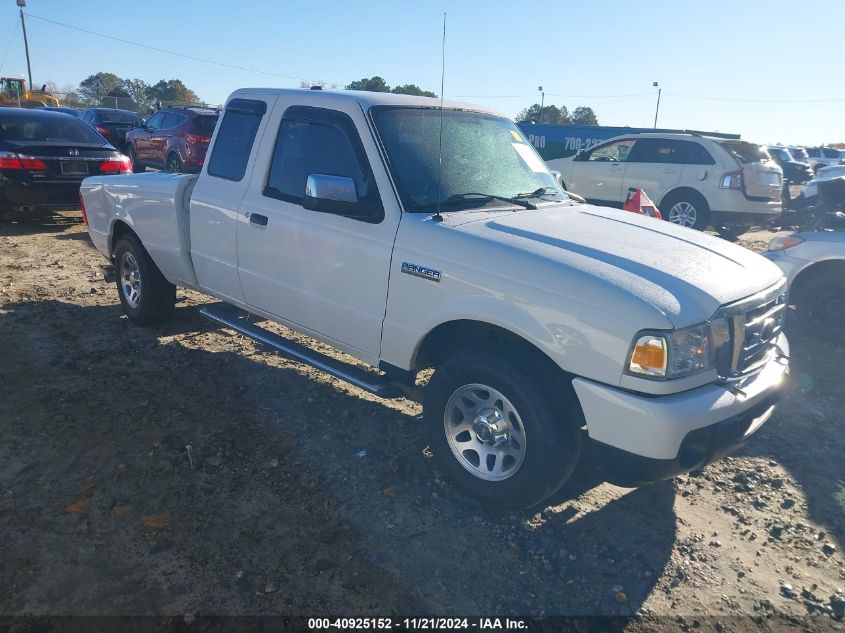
[1,212,843,630]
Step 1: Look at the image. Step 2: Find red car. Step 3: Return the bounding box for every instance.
[125,106,218,173]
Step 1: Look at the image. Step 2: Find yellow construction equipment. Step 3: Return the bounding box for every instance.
[0,77,60,108]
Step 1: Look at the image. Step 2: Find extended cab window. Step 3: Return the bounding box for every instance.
[207,99,265,181]
[264,107,381,220]
[587,139,633,162]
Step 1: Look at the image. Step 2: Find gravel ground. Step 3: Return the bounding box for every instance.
[0,213,843,630]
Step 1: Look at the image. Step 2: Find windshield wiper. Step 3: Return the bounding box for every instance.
[411,192,536,212]
[516,187,560,198]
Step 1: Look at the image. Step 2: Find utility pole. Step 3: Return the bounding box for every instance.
[17,0,33,92]
[653,81,661,129]
[538,85,544,124]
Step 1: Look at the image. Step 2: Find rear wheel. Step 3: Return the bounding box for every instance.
[424,345,581,509]
[792,268,845,344]
[165,153,183,173]
[113,234,175,325]
[127,146,145,173]
[661,191,710,231]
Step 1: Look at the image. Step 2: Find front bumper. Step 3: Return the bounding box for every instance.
[573,335,789,486]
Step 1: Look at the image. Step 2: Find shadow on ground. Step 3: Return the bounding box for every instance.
[0,299,677,617]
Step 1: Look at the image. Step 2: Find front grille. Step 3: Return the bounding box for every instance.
[715,282,786,381]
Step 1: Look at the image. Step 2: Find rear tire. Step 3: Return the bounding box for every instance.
[113,234,175,325]
[127,146,145,173]
[661,191,710,231]
[423,344,581,509]
[792,268,845,344]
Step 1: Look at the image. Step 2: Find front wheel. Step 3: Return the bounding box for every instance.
[165,153,183,173]
[661,192,710,231]
[127,146,145,173]
[424,345,581,509]
[113,234,176,325]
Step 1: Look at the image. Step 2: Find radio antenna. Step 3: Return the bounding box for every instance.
[432,11,447,223]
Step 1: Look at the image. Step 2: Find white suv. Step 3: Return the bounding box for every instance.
[550,133,783,237]
[805,147,845,172]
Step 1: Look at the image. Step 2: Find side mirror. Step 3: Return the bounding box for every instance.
[550,170,562,185]
[573,149,587,161]
[303,173,375,220]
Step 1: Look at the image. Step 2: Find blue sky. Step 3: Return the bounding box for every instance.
[2,0,843,145]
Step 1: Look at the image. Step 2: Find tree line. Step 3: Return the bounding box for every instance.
[515,103,599,126]
[51,73,600,126]
[71,72,202,112]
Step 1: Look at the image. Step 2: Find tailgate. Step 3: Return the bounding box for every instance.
[719,140,783,199]
[742,162,782,199]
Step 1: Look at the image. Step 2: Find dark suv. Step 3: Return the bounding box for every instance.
[80,108,144,153]
[125,106,219,173]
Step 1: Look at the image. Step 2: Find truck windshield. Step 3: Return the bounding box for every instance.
[370,106,563,211]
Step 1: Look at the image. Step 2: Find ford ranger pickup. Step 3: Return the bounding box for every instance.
[80,88,790,509]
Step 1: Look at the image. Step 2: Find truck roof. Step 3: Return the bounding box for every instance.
[228,87,502,116]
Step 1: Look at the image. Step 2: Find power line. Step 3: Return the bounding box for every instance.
[664,91,845,104]
[0,22,19,76]
[23,12,343,87]
[450,92,654,99]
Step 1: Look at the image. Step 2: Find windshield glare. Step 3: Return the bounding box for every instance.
[371,107,563,211]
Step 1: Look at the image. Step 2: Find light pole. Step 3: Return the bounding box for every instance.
[17,0,33,92]
[653,81,661,129]
[538,85,544,124]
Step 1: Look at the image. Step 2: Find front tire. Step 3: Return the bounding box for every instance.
[792,269,845,344]
[424,345,581,509]
[127,146,145,173]
[113,234,176,325]
[165,153,183,173]
[661,191,710,231]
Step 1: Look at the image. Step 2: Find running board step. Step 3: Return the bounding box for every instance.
[199,303,401,399]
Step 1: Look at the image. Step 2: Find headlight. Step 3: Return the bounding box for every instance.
[767,235,805,251]
[628,322,721,380]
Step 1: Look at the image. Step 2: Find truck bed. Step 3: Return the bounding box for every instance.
[81,172,200,288]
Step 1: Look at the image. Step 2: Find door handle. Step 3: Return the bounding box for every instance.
[249,213,268,227]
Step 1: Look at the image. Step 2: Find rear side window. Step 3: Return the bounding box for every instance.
[822,148,841,158]
[629,138,715,165]
[265,107,379,211]
[720,140,769,164]
[206,99,266,182]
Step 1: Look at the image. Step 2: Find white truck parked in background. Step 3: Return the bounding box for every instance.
[81,88,790,508]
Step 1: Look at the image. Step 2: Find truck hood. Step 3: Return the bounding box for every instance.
[446,202,785,327]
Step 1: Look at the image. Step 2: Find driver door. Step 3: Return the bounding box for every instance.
[235,103,400,363]
[567,138,634,205]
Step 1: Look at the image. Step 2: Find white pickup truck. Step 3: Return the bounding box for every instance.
[81,88,790,509]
